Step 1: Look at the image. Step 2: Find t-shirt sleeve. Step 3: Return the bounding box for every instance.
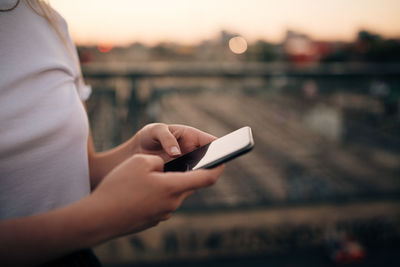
[54,10,92,101]
[75,78,92,101]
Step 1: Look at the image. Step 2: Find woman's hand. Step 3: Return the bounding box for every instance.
[90,153,224,237]
[132,123,216,162]
[89,124,224,237]
[87,123,217,189]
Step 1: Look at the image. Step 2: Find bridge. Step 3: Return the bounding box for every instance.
[83,62,400,266]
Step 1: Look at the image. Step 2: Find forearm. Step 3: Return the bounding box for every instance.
[88,134,139,189]
[0,196,112,266]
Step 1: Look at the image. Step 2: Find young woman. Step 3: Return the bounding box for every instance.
[0,1,224,265]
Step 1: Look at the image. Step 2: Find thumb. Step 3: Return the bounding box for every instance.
[164,165,225,193]
[126,154,165,172]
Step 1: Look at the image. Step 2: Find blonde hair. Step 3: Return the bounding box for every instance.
[25,0,83,79]
[27,1,77,59]
[1,0,84,79]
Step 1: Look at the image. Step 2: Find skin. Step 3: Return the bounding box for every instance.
[0,122,225,266]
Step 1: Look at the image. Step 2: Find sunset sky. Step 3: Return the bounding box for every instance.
[51,0,400,46]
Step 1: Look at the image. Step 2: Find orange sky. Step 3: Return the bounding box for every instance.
[51,0,400,46]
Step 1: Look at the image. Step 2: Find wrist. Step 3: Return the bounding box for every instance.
[128,130,143,155]
[76,194,117,247]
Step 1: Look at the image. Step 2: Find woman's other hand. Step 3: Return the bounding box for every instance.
[90,154,224,237]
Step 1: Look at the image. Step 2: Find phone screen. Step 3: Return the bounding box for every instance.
[164,126,254,172]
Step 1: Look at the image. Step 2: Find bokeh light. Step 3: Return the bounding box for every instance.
[97,43,113,53]
[229,36,248,54]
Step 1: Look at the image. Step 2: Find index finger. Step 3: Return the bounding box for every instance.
[168,125,217,152]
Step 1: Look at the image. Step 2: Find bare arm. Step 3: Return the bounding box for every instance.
[0,195,109,266]
[0,154,224,266]
[87,132,134,189]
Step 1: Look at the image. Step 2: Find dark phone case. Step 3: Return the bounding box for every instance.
[164,133,254,172]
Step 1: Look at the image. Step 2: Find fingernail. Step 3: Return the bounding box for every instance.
[170,146,181,155]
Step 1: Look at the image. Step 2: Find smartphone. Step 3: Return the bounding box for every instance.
[164,126,254,172]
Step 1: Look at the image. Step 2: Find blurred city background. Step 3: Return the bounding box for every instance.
[53,0,400,266]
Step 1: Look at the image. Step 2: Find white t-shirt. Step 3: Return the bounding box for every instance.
[0,1,91,219]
